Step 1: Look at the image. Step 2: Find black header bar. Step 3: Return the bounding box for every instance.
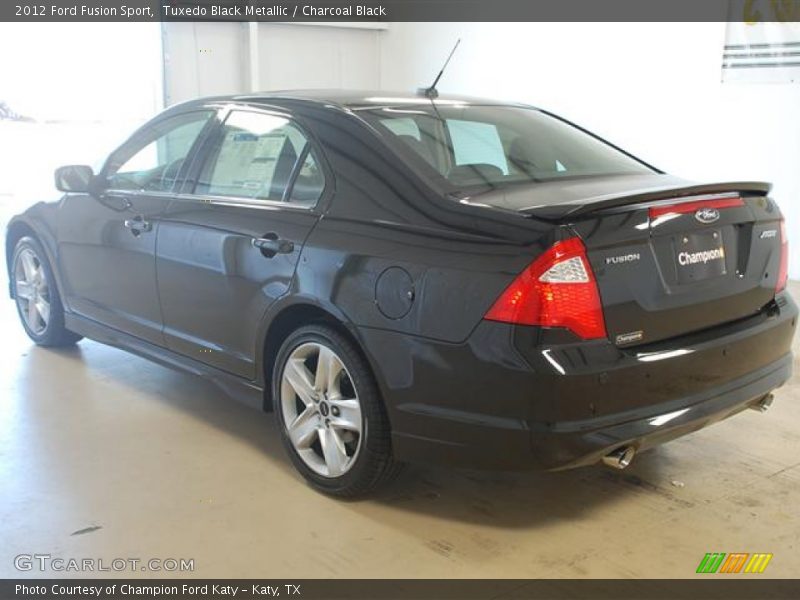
[3,0,800,22]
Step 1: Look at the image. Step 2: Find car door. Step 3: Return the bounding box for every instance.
[56,110,216,345]
[155,106,327,379]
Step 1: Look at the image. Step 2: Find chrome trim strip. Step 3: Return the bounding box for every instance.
[171,193,316,212]
[103,190,175,199]
[102,189,317,212]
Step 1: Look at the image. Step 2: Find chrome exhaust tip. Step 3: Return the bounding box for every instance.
[750,393,774,413]
[602,446,635,470]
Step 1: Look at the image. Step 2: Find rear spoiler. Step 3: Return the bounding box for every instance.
[519,181,771,220]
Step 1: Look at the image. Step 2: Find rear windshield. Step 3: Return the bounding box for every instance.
[358,104,654,190]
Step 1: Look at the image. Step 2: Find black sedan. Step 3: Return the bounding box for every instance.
[6,91,796,496]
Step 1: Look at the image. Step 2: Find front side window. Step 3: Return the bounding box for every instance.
[195,110,322,205]
[361,104,653,190]
[106,111,213,192]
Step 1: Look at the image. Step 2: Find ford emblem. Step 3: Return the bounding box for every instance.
[695,207,720,224]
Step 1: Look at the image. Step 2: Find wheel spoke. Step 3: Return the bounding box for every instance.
[27,298,40,328]
[35,298,50,325]
[19,251,37,282]
[319,427,348,477]
[284,358,316,406]
[287,406,320,449]
[329,398,361,432]
[314,346,332,393]
[317,346,345,393]
[15,281,34,300]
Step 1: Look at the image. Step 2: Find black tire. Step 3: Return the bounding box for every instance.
[272,324,402,497]
[11,236,82,347]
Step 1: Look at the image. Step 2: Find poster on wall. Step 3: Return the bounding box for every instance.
[724,1,800,83]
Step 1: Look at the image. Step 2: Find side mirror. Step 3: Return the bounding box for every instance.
[54,165,95,193]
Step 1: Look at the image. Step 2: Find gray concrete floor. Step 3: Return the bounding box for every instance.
[0,282,798,579]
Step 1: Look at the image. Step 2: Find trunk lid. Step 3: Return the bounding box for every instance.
[470,174,782,345]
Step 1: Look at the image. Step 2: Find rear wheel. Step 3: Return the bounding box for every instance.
[11,236,82,347]
[273,324,401,497]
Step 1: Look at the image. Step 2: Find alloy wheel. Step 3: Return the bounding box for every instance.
[280,342,363,478]
[14,247,51,335]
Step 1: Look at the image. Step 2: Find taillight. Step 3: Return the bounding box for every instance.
[777,219,788,293]
[484,237,607,340]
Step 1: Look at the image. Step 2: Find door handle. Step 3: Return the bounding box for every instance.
[124,216,152,235]
[252,236,294,255]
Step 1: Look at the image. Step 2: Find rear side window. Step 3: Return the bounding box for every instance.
[289,150,325,206]
[106,111,213,192]
[195,110,322,206]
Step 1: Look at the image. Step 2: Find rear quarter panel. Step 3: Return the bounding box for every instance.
[289,101,554,344]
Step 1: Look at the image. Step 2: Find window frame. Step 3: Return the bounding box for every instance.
[100,109,218,196]
[178,103,332,212]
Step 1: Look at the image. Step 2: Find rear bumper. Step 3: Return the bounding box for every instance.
[532,353,790,470]
[360,293,797,471]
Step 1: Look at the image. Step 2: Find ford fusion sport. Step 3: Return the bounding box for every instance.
[6,91,796,496]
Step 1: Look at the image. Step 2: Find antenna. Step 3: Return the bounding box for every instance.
[419,39,461,99]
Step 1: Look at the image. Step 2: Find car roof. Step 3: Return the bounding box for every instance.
[172,90,535,112]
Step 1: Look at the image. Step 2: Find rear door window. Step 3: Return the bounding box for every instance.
[195,110,319,204]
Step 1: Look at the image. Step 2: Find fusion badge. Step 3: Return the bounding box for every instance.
[606,252,641,266]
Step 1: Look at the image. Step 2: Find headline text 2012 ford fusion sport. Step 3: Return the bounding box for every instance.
[6,91,796,496]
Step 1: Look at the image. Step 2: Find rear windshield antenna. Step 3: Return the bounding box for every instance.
[420,39,461,99]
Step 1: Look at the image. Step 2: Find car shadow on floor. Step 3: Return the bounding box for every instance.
[366,450,685,529]
[18,341,295,476]
[32,341,684,530]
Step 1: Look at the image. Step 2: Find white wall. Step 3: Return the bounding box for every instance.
[257,24,381,90]
[162,23,381,105]
[163,22,248,105]
[378,23,800,279]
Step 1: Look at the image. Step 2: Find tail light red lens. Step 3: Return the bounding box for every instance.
[777,219,788,293]
[484,237,607,340]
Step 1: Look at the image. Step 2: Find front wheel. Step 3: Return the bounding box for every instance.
[11,236,82,347]
[273,324,401,497]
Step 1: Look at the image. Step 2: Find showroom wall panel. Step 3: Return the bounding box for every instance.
[257,24,381,90]
[378,22,800,279]
[162,22,248,105]
[162,23,381,105]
